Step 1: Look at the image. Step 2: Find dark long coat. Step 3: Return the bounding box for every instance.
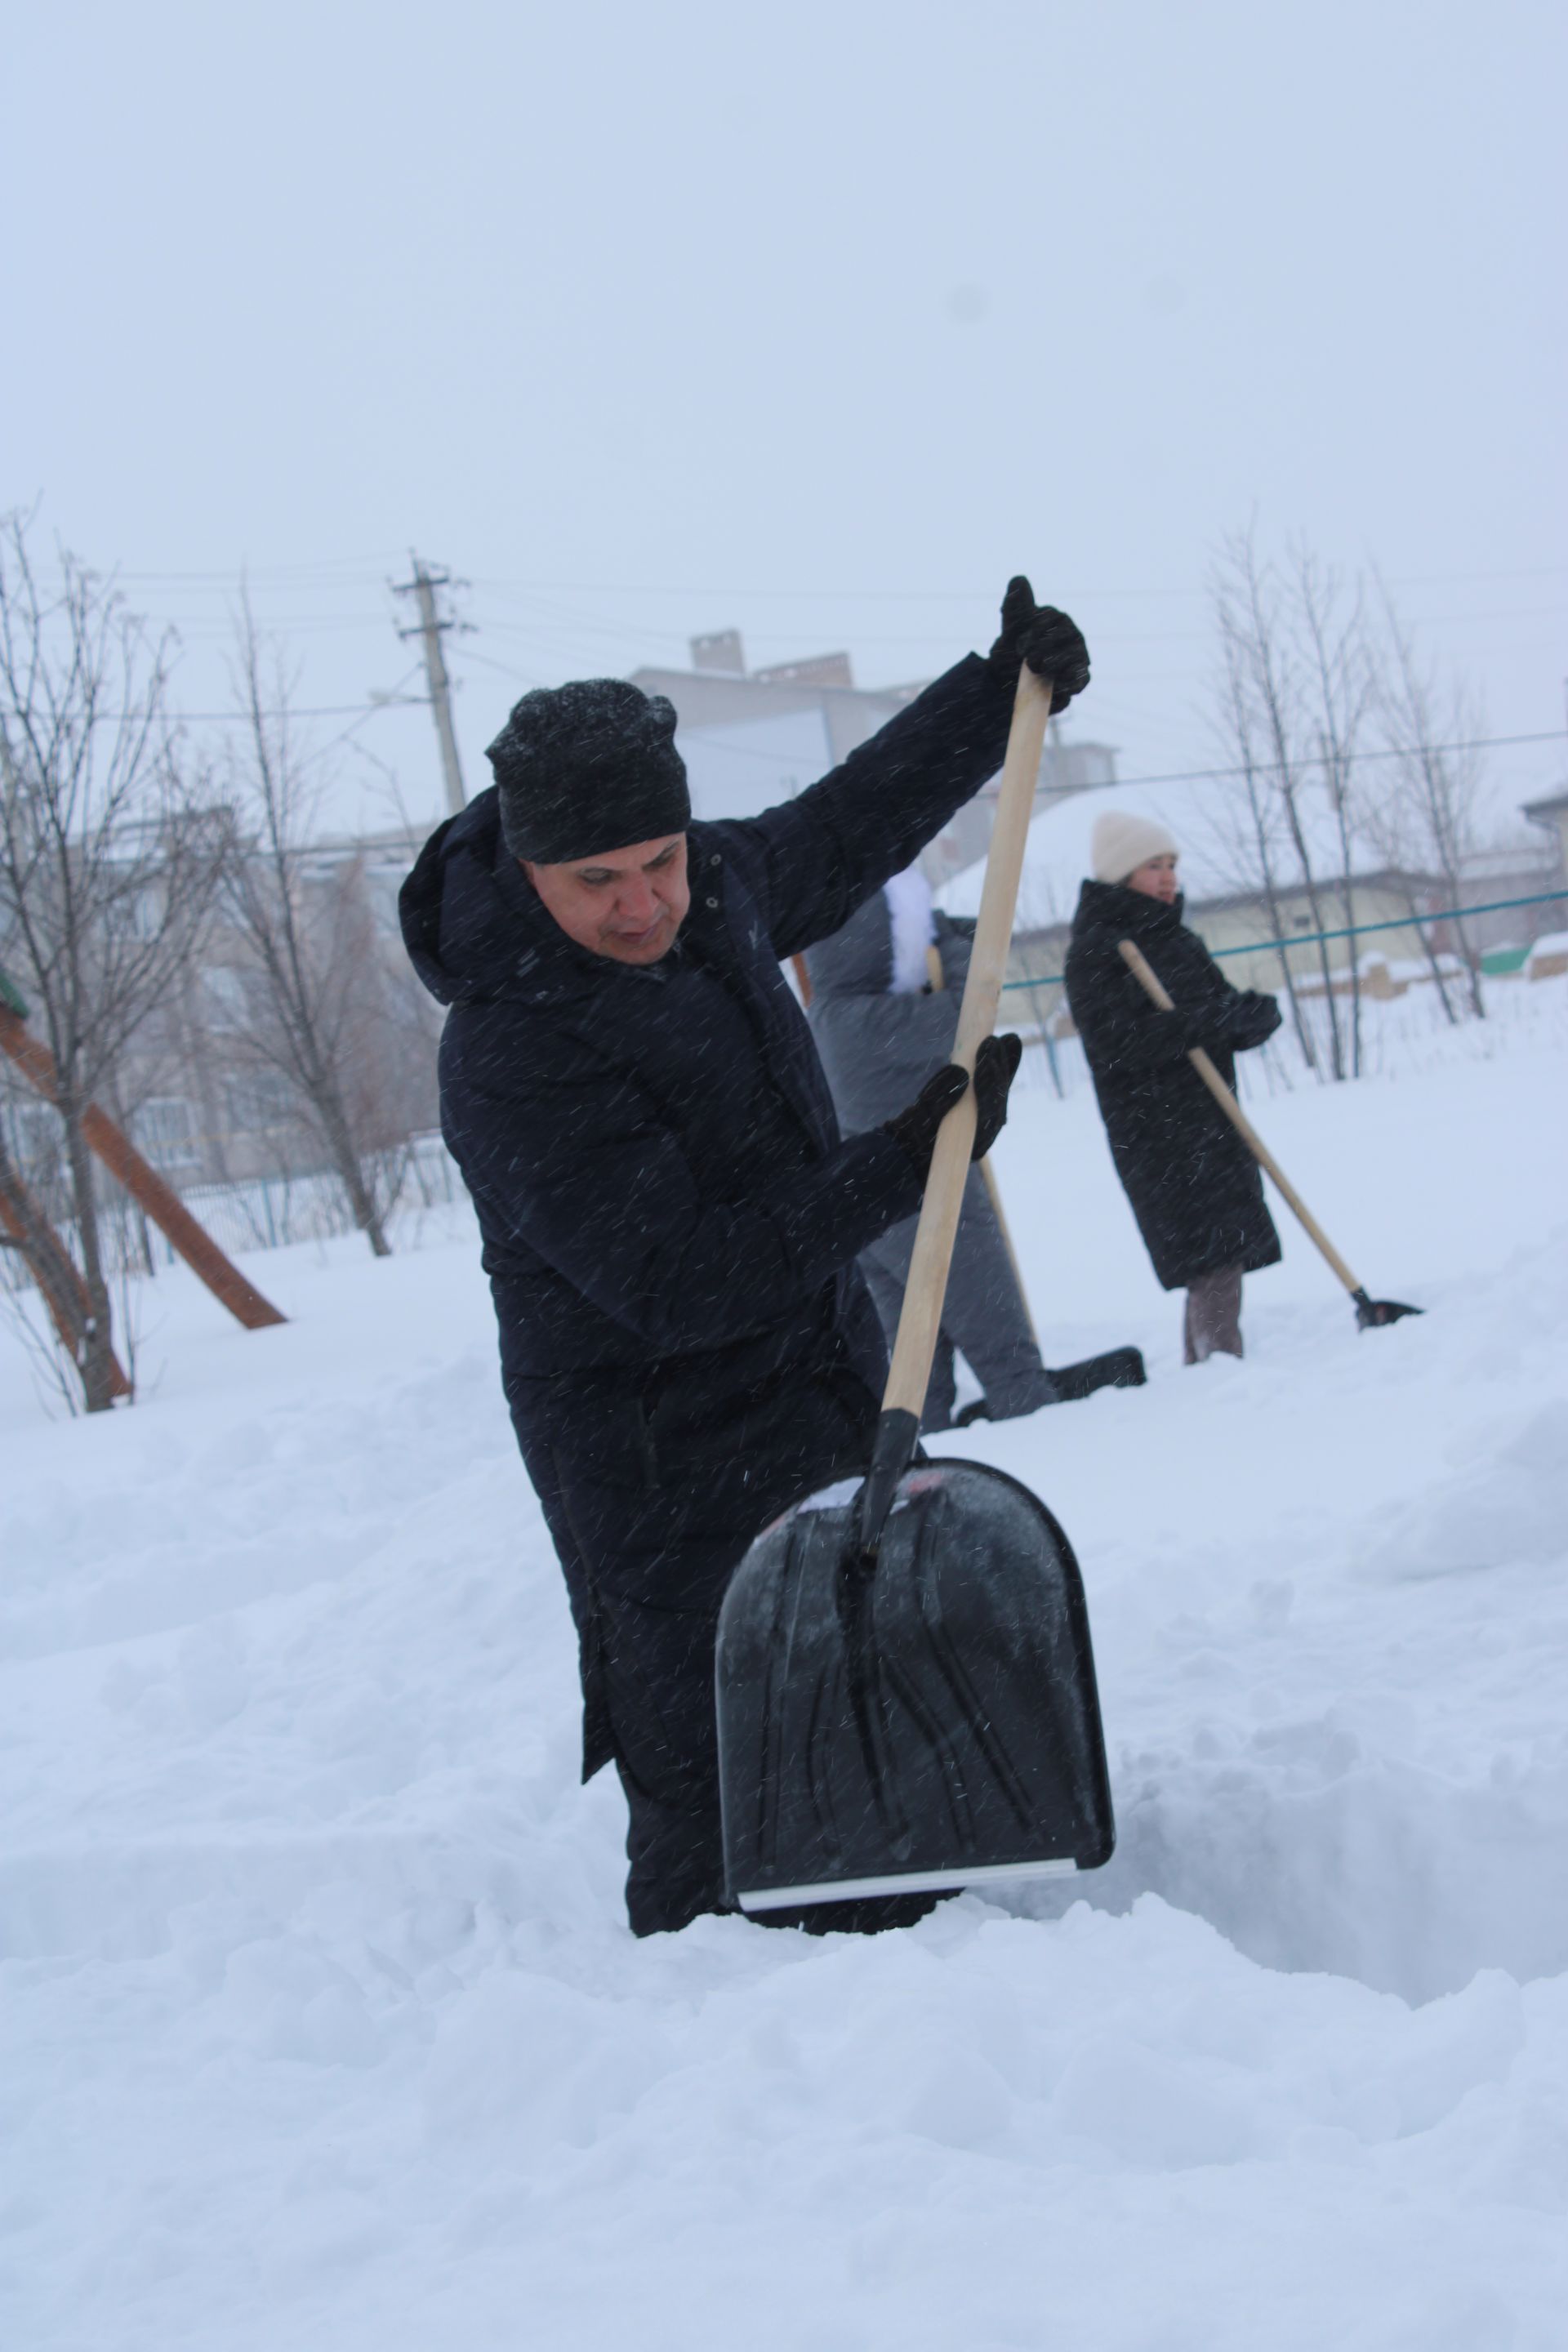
[400,655,1015,1929]
[1063,880,1283,1291]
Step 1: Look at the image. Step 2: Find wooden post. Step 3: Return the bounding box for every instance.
[0,1008,287,1331]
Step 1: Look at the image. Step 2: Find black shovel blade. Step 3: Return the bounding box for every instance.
[1352,1288,1424,1330]
[716,1459,1115,1913]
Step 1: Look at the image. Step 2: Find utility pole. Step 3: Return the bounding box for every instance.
[393,555,467,815]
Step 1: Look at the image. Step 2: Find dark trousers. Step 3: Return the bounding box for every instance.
[861,1165,1055,1431]
[1183,1265,1244,1364]
[514,1354,943,1938]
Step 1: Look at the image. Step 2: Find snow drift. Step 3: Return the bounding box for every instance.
[2,1008,1566,2350]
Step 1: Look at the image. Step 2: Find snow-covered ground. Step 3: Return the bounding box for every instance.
[3,1006,1566,2349]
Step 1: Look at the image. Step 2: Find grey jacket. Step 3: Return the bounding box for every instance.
[803,893,973,1128]
[802,886,1054,1428]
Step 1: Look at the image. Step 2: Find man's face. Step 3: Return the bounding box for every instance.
[522,833,691,965]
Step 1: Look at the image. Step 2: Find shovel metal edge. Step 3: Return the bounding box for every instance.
[735,1855,1080,1912]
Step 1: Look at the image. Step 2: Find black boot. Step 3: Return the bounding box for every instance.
[1047,1347,1146,1401]
[953,1347,1145,1426]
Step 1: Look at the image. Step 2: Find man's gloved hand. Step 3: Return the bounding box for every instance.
[987,577,1090,711]
[972,1031,1022,1156]
[884,1034,1024,1176]
[1226,990,1283,1049]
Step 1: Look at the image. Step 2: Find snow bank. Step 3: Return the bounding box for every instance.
[2,1031,1566,2348]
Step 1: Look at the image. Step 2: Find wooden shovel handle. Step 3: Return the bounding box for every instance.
[880,666,1052,1418]
[1115,938,1365,1297]
[924,943,1039,1347]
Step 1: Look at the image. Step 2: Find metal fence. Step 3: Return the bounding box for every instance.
[1000,887,1568,994]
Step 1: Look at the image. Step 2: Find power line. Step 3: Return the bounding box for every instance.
[156,613,396,630]
[466,561,1568,604]
[294,664,429,777]
[166,698,426,721]
[1078,729,1568,795]
[461,645,553,692]
[474,604,1567,657]
[116,557,403,585]
[60,555,1568,614]
[31,690,429,725]
[444,650,1568,781]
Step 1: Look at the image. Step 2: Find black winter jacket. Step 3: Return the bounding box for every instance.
[399,654,1018,1462]
[1064,880,1283,1290]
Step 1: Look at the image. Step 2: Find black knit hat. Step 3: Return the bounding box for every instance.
[485,678,690,863]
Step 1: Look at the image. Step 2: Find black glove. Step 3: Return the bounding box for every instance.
[972,1031,1022,1156]
[883,1035,1022,1177]
[987,576,1090,712]
[884,1064,967,1176]
[1226,991,1283,1050]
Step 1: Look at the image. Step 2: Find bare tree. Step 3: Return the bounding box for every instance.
[1210,607,1317,1067]
[216,605,414,1255]
[1207,530,1378,1080]
[0,514,223,1410]
[1364,574,1487,1022]
[1294,548,1375,1074]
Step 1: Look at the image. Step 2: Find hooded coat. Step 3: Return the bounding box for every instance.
[399,653,1017,1932]
[1063,880,1283,1291]
[804,884,1056,1426]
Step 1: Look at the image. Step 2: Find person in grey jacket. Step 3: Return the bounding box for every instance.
[804,862,1144,1428]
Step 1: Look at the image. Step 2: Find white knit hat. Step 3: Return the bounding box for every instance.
[1091,810,1179,884]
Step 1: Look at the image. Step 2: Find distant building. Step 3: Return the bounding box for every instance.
[1521,786,1568,884]
[65,822,442,1191]
[627,631,921,830]
[628,630,1118,884]
[1435,836,1565,961]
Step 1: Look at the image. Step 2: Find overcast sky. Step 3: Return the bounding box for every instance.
[7,0,1564,839]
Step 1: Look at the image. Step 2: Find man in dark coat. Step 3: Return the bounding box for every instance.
[1064,812,1282,1363]
[804,867,1144,1426]
[400,578,1090,1937]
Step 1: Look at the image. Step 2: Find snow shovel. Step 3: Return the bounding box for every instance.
[1117,938,1423,1332]
[716,667,1116,1914]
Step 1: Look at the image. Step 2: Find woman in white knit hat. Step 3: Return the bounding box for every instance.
[1063,812,1284,1363]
